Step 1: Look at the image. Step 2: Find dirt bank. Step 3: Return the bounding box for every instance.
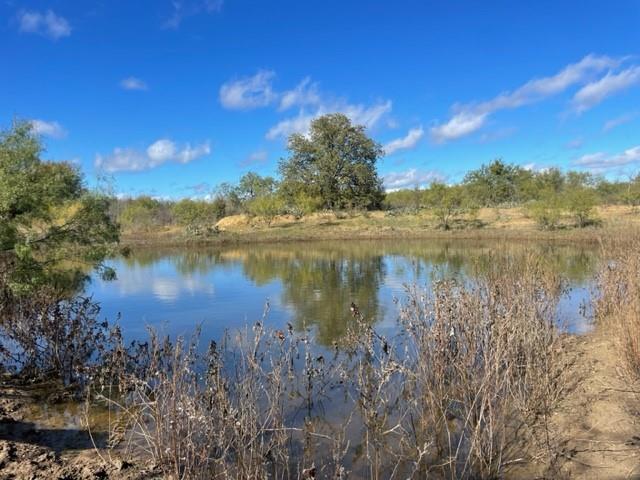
[513,330,640,479]
[120,206,640,248]
[0,382,159,480]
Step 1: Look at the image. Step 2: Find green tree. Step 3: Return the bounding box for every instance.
[215,182,242,215]
[119,196,164,232]
[247,194,285,226]
[463,159,522,206]
[620,174,640,209]
[565,186,598,228]
[172,199,220,234]
[288,191,322,219]
[426,183,471,230]
[0,121,118,295]
[211,196,227,219]
[279,113,385,210]
[237,172,277,202]
[527,191,563,230]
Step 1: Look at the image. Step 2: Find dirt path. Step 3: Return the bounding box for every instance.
[548,331,640,479]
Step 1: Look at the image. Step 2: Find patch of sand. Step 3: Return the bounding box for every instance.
[546,331,640,479]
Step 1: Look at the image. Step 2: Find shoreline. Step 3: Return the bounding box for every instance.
[118,206,640,249]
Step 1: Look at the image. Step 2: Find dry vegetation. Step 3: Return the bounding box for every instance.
[120,206,640,248]
[594,239,640,377]
[85,253,571,479]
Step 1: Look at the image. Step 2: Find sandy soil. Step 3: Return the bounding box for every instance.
[553,332,640,479]
[514,331,640,479]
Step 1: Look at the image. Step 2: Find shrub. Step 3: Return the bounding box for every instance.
[288,191,322,219]
[527,194,563,230]
[172,199,221,235]
[119,196,165,232]
[0,290,108,386]
[246,194,285,226]
[594,240,640,377]
[564,187,598,228]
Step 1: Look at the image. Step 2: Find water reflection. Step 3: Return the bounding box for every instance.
[90,240,599,345]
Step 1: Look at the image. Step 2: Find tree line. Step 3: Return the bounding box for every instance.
[113,113,640,233]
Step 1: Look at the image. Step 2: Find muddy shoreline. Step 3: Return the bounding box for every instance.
[0,380,159,479]
[2,328,639,479]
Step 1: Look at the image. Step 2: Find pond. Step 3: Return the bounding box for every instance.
[89,239,598,345]
[17,238,601,467]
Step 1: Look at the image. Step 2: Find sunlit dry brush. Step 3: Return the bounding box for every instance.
[89,253,571,479]
[386,253,569,478]
[594,239,640,378]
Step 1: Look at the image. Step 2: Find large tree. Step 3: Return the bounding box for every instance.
[463,159,523,206]
[0,121,119,297]
[279,113,384,210]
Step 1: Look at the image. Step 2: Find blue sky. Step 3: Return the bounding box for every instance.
[2,0,640,198]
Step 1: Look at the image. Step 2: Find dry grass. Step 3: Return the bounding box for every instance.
[120,206,640,248]
[89,252,570,479]
[593,239,640,377]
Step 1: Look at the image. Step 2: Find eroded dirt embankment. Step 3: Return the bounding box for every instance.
[0,383,158,480]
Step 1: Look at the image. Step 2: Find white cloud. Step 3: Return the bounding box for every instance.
[431,112,487,143]
[164,0,224,29]
[430,54,619,143]
[573,145,640,171]
[383,168,443,190]
[572,66,640,114]
[566,137,584,149]
[18,10,71,40]
[265,110,316,140]
[603,112,638,132]
[219,70,393,139]
[384,126,424,155]
[279,77,321,111]
[266,100,392,140]
[219,70,277,110]
[239,150,268,167]
[95,138,210,173]
[120,77,148,91]
[30,119,67,139]
[522,163,550,173]
[343,101,392,129]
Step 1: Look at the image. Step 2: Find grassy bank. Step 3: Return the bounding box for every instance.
[120,205,640,247]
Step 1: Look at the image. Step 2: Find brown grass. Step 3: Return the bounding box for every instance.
[120,206,640,248]
[594,239,640,377]
[89,252,570,479]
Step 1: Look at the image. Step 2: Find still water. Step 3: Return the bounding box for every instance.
[19,239,598,456]
[89,239,599,345]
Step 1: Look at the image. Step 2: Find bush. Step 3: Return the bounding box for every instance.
[119,196,165,232]
[172,199,222,235]
[288,191,322,219]
[564,187,598,228]
[594,240,640,377]
[92,252,568,479]
[527,194,563,230]
[246,194,285,226]
[427,183,472,230]
[0,290,109,386]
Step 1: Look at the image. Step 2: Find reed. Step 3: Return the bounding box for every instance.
[89,252,570,479]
